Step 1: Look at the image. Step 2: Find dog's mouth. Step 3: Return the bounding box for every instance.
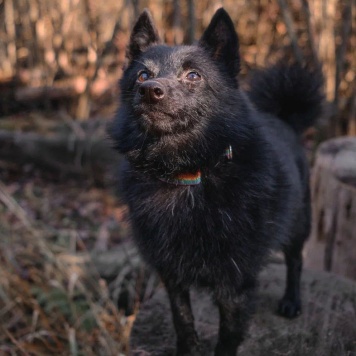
[136,108,188,136]
[139,112,174,135]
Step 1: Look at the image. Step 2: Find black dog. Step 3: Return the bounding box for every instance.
[110,8,323,355]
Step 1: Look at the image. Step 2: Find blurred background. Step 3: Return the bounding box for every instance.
[0,0,355,355]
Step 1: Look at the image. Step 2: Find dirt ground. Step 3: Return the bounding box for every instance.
[130,263,356,356]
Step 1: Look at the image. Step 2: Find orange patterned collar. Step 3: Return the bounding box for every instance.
[160,171,202,185]
[159,145,233,186]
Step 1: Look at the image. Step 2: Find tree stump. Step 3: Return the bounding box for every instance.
[305,136,356,280]
[129,264,356,356]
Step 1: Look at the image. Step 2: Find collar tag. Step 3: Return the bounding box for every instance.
[225,145,233,160]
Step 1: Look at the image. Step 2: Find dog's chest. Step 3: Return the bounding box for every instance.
[127,182,243,284]
[129,181,226,235]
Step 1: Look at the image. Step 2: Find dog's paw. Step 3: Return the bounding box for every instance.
[278,297,301,318]
[176,348,202,356]
[176,343,202,356]
[214,344,238,356]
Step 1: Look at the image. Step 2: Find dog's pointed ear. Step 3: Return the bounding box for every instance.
[199,8,240,76]
[127,9,160,62]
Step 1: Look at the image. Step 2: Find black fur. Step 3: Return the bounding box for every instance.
[247,62,324,134]
[110,8,324,355]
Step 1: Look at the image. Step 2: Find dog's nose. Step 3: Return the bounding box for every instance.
[138,81,165,103]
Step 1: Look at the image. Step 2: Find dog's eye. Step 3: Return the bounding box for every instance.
[137,71,150,82]
[186,71,201,81]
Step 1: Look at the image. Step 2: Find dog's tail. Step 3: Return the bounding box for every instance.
[247,62,324,134]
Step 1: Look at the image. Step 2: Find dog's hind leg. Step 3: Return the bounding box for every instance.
[278,197,311,318]
[214,287,255,356]
[278,243,304,318]
[164,281,201,356]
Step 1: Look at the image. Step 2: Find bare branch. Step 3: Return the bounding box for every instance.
[300,0,319,66]
[334,0,353,108]
[277,0,303,64]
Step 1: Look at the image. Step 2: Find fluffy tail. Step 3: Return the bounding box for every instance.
[247,62,324,134]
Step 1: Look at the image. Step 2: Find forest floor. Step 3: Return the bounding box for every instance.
[0,108,353,355]
[0,149,138,355]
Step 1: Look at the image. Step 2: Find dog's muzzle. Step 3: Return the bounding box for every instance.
[138,80,165,103]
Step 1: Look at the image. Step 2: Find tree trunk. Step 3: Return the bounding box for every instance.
[305,137,356,280]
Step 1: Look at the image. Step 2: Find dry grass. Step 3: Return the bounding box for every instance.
[0,181,130,355]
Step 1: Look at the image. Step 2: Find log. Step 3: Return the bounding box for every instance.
[0,124,120,182]
[14,76,116,102]
[130,264,356,356]
[90,241,141,280]
[89,241,159,315]
[305,137,356,280]
[15,76,87,102]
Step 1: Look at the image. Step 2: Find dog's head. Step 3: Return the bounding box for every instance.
[112,9,247,174]
[122,8,241,133]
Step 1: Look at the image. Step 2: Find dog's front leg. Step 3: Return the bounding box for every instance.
[214,288,255,356]
[165,281,200,356]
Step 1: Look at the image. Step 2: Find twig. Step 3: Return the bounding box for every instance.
[334,0,353,110]
[0,182,32,229]
[187,0,196,44]
[3,328,31,356]
[4,0,16,72]
[300,0,319,66]
[347,85,356,135]
[132,0,140,19]
[173,0,183,45]
[277,0,303,64]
